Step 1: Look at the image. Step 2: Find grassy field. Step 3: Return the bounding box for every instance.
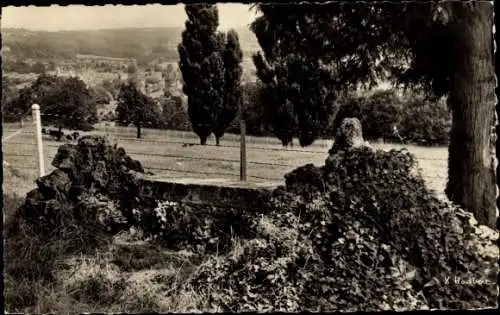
[2,122,448,198]
[2,121,450,313]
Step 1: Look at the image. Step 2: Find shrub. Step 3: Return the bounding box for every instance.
[330,89,451,145]
[398,96,451,145]
[133,200,255,255]
[328,90,403,140]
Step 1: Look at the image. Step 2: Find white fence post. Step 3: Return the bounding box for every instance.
[32,104,45,177]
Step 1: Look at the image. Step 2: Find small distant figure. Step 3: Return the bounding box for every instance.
[72,131,80,140]
[392,125,406,144]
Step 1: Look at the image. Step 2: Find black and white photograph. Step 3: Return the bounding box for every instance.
[1,1,498,313]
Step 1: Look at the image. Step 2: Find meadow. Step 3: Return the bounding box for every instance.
[2,121,448,199]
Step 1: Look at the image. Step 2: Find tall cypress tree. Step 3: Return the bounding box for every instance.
[178,4,225,145]
[251,5,340,147]
[213,29,243,146]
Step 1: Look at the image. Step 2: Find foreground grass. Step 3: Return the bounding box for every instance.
[1,164,214,313]
[3,195,213,313]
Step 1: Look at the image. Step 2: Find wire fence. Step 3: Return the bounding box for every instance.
[2,110,450,193]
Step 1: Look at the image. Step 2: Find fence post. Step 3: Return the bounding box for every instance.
[32,104,45,177]
[240,103,247,181]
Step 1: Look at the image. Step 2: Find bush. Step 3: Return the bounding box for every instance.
[359,90,403,140]
[127,63,138,74]
[133,200,256,255]
[330,89,452,145]
[398,96,451,145]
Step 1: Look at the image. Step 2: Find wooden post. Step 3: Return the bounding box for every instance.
[32,104,45,177]
[239,102,247,181]
[20,117,23,128]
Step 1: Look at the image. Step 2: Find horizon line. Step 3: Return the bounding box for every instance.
[2,25,253,32]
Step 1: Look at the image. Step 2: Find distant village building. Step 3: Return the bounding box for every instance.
[75,54,136,65]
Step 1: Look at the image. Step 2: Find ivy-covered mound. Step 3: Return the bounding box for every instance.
[10,136,145,236]
[183,147,497,310]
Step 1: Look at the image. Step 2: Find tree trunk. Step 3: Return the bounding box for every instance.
[215,136,220,146]
[446,2,496,228]
[200,135,207,145]
[57,126,62,141]
[136,122,142,139]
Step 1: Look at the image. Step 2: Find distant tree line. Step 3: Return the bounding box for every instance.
[2,73,98,134]
[2,72,451,146]
[3,59,55,74]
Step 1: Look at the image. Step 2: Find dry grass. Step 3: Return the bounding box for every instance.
[2,122,449,313]
[3,204,213,313]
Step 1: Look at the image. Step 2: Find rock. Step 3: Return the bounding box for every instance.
[36,169,72,200]
[52,144,79,178]
[92,160,109,188]
[328,118,373,156]
[284,164,325,198]
[16,135,145,234]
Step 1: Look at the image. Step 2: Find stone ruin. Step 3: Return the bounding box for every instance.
[14,136,145,233]
[328,117,372,155]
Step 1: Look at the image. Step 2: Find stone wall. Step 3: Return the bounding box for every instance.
[14,135,281,236]
[137,177,278,211]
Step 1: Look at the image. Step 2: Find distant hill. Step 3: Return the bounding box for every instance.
[2,26,260,62]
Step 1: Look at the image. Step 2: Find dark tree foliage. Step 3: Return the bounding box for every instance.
[2,77,28,121]
[89,86,112,105]
[2,87,34,122]
[251,2,496,227]
[31,61,47,74]
[38,76,98,133]
[358,90,403,141]
[116,81,163,139]
[213,29,243,146]
[251,4,354,147]
[127,63,138,74]
[242,80,268,136]
[161,95,190,131]
[178,4,225,145]
[5,74,97,135]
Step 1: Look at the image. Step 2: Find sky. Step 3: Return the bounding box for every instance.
[1,3,258,31]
